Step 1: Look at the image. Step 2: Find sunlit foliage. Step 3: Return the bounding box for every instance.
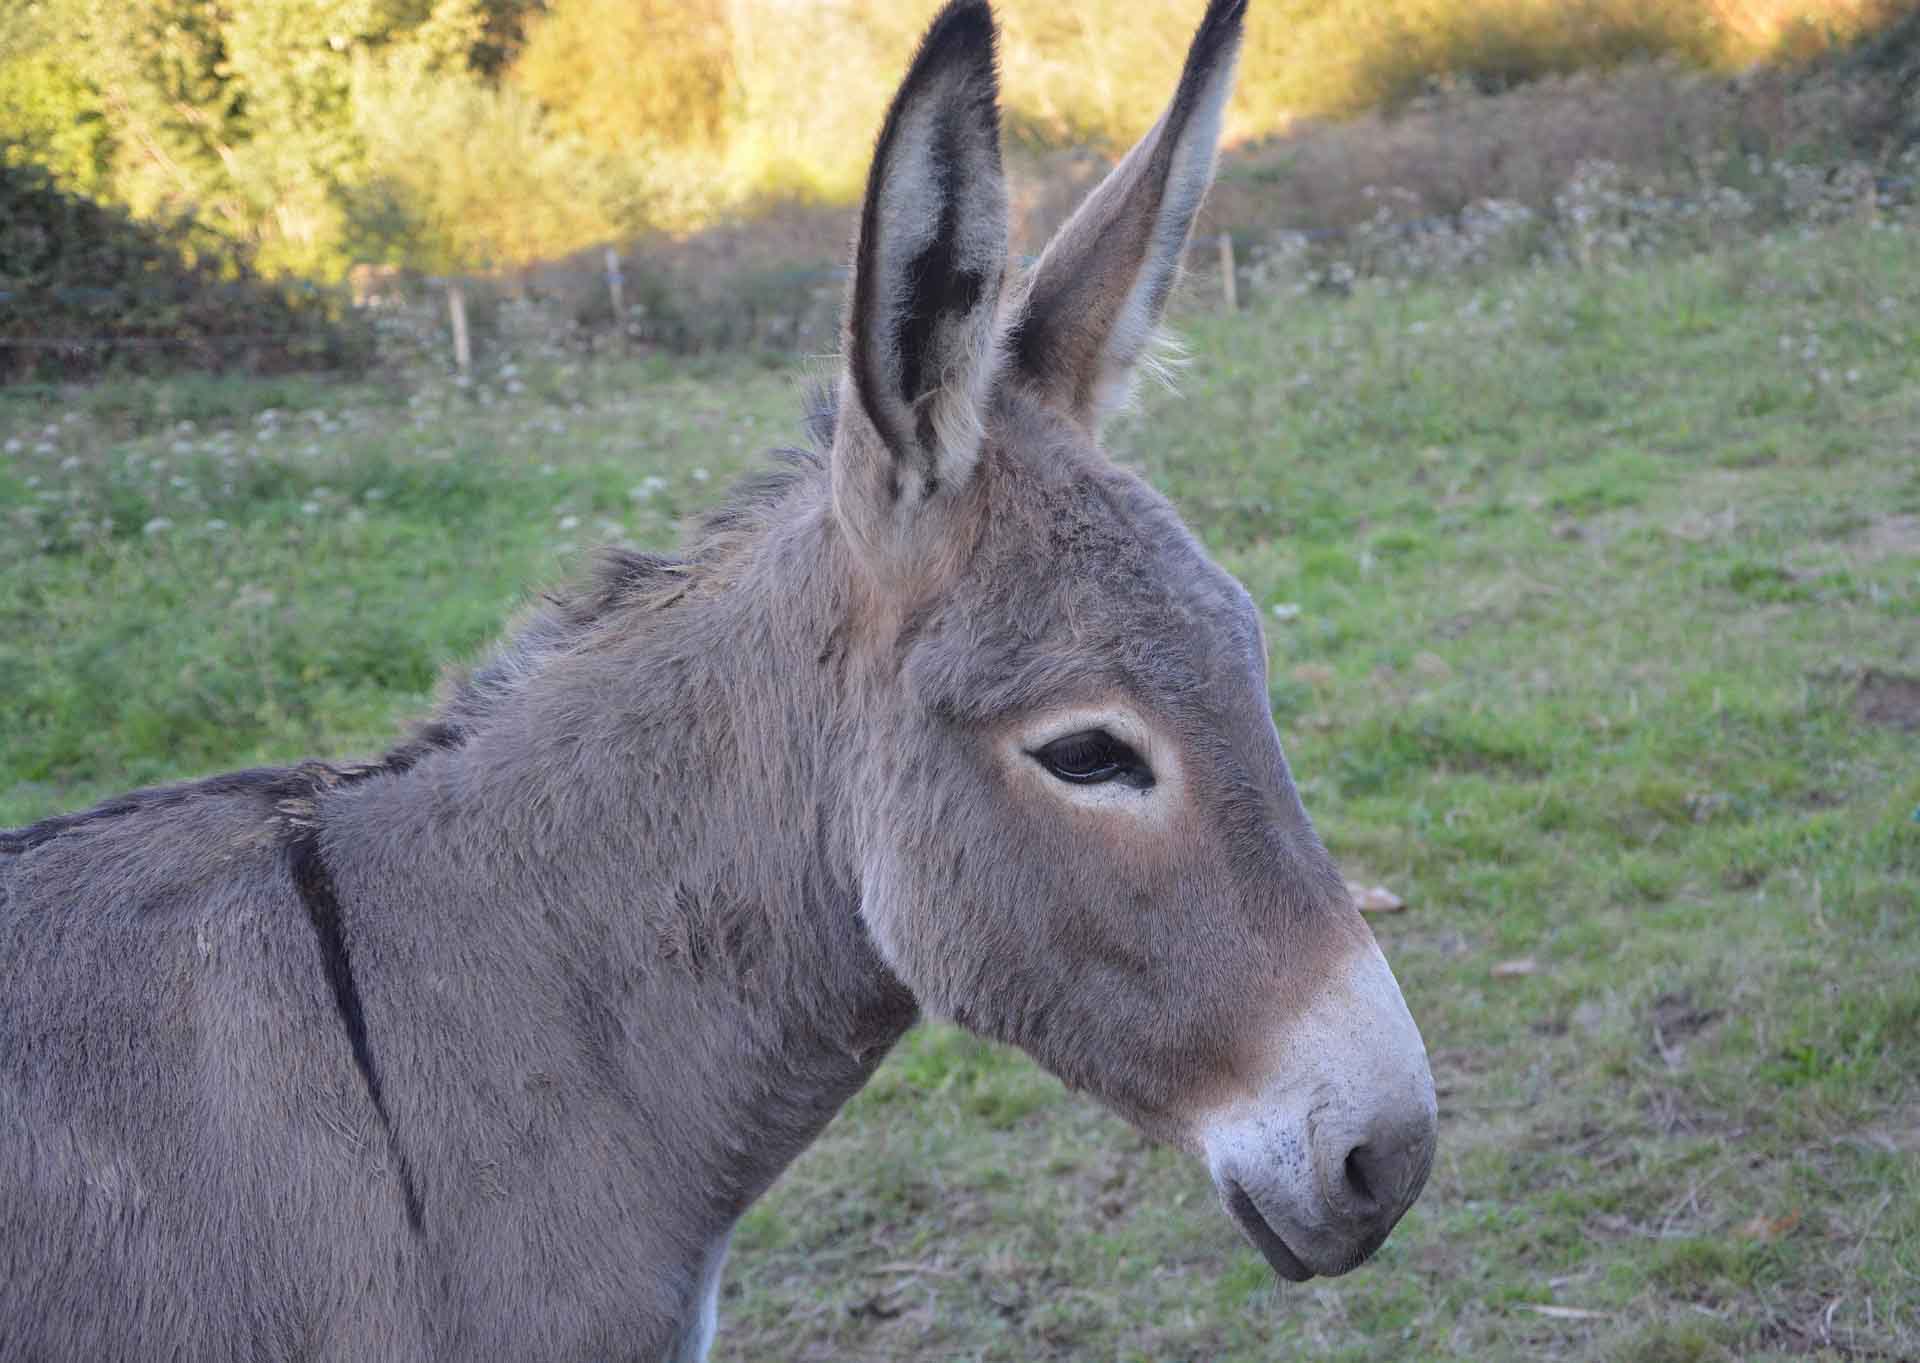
[0,0,1903,280]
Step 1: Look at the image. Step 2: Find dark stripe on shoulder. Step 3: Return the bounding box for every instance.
[286,822,426,1235]
[3,762,426,1229]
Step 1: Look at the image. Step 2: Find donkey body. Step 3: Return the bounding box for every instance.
[0,3,1436,1359]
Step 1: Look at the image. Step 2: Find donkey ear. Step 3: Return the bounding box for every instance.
[1009,0,1245,431]
[835,0,1007,551]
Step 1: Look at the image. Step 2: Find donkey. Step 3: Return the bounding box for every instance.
[0,2,1435,1358]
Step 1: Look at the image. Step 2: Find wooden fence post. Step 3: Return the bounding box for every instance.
[605,246,626,329]
[446,282,471,376]
[1217,232,1238,312]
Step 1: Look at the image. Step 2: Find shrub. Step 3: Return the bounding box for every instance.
[0,163,372,384]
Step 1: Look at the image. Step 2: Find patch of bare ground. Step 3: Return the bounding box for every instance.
[1650,990,1726,1071]
[1666,505,1742,545]
[1427,1043,1505,1105]
[1853,512,1920,561]
[1639,1082,1728,1142]
[1848,1101,1920,1156]
[1795,511,1920,579]
[1852,669,1920,732]
[1754,1293,1917,1362]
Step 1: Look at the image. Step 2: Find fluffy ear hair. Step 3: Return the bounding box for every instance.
[834,0,1008,561]
[1008,0,1245,431]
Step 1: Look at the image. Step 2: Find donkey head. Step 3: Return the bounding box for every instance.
[831,0,1436,1281]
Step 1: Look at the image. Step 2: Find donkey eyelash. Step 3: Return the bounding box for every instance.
[1029,730,1156,790]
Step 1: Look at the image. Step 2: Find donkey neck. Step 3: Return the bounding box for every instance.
[324,481,917,1238]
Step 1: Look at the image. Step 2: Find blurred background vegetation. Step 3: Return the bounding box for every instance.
[2,0,1908,281]
[2,0,1917,379]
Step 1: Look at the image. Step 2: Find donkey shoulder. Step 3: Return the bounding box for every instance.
[0,763,412,1361]
[0,761,380,1031]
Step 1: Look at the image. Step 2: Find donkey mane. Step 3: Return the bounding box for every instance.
[383,384,843,774]
[3,390,842,870]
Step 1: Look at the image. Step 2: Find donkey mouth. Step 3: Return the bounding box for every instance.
[1220,1180,1314,1282]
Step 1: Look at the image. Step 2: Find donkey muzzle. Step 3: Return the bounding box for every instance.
[1199,939,1437,1281]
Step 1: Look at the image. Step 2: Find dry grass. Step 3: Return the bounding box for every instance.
[1217,62,1807,236]
[512,0,1907,230]
[368,34,1920,369]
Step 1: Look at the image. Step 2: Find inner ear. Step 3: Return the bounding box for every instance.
[842,0,1009,509]
[1009,0,1245,431]
[887,109,992,463]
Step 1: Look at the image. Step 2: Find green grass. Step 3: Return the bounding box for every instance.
[5,223,1918,1361]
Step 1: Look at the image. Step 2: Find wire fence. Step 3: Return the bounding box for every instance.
[0,277,372,381]
[0,235,1254,375]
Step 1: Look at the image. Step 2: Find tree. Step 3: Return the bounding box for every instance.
[514,0,732,153]
[345,45,632,273]
[0,52,115,196]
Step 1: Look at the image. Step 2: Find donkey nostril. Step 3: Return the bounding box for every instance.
[1342,1144,1381,1213]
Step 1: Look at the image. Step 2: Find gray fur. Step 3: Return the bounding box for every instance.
[1,3,1429,1358]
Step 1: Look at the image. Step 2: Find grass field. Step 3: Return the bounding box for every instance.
[4,220,1918,1361]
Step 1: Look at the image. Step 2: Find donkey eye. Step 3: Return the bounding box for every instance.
[1031,730,1153,789]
